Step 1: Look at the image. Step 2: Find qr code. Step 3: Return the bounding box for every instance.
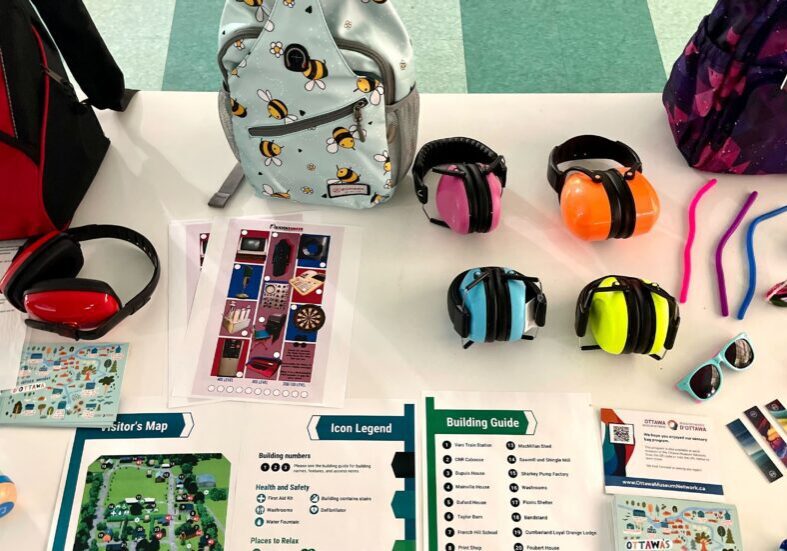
[609,423,635,445]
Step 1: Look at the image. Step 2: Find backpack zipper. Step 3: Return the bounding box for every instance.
[218,33,397,102]
[0,47,17,138]
[42,66,74,94]
[249,98,368,137]
[335,38,396,104]
[218,28,263,84]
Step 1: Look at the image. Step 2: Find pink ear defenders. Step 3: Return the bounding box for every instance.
[447,267,546,349]
[413,138,507,234]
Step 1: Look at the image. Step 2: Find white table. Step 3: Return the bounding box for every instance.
[1,92,785,549]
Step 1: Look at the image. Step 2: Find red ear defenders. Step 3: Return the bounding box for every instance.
[413,138,507,234]
[575,276,680,359]
[447,267,546,349]
[0,225,160,340]
[548,135,660,241]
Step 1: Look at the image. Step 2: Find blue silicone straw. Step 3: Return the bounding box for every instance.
[738,205,787,320]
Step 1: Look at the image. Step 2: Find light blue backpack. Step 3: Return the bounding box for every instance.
[214,0,419,209]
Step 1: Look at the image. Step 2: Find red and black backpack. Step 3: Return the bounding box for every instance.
[0,0,135,240]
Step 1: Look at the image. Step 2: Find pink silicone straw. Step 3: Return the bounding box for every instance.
[715,191,758,316]
[680,178,718,304]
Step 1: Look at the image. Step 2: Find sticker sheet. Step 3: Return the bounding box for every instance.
[611,495,742,551]
[48,398,416,551]
[176,218,360,407]
[0,343,129,427]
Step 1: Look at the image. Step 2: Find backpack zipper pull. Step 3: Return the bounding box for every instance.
[42,65,74,92]
[353,99,368,142]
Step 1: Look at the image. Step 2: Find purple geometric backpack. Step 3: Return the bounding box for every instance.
[663,0,787,174]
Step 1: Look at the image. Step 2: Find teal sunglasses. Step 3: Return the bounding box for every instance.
[677,333,755,401]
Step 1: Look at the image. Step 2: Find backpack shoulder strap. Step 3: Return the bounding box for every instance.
[209,163,245,208]
[30,0,135,111]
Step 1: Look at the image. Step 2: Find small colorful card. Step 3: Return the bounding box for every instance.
[744,405,787,468]
[726,419,782,483]
[612,495,742,551]
[0,343,129,427]
[766,399,787,432]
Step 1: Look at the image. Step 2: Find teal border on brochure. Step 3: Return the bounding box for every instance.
[52,406,416,550]
[51,413,194,551]
[308,403,417,547]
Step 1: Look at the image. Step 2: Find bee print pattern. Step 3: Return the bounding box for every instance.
[283,44,328,91]
[328,167,362,185]
[230,98,247,118]
[257,90,298,123]
[259,140,284,166]
[326,126,366,153]
[234,39,246,50]
[374,150,391,174]
[230,59,247,78]
[283,0,295,6]
[354,76,384,106]
[302,58,328,91]
[237,0,275,30]
[262,184,291,199]
[301,186,314,195]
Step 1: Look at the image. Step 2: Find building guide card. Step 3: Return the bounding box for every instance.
[48,398,416,551]
[600,408,723,500]
[422,391,610,551]
[0,343,128,428]
[174,218,360,407]
[612,495,742,551]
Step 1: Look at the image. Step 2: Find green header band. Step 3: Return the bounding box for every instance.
[427,407,534,435]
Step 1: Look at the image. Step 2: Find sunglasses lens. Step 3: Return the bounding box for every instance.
[689,364,721,399]
[724,338,754,370]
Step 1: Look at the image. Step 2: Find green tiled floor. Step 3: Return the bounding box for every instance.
[84,0,177,90]
[396,0,468,93]
[647,0,715,75]
[85,0,711,94]
[461,0,666,93]
[162,0,226,91]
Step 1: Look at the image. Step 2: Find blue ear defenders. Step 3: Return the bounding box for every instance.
[447,267,547,348]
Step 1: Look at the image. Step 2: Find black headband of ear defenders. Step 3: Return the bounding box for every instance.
[547,135,643,196]
[412,137,507,205]
[25,224,161,341]
[574,276,680,356]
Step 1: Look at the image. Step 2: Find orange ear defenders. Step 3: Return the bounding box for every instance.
[547,135,660,241]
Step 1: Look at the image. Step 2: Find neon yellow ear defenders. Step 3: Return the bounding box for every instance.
[575,276,680,359]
